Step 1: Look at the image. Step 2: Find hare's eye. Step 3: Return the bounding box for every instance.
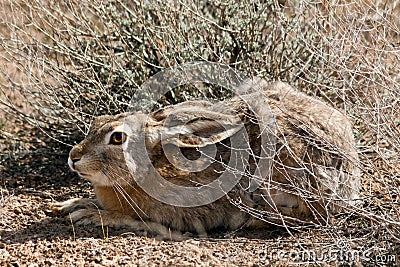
[109,132,127,145]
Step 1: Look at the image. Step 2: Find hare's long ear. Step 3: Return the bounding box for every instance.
[147,106,244,148]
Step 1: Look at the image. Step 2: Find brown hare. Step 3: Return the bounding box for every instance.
[52,78,360,239]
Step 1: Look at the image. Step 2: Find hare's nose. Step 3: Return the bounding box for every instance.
[69,147,83,170]
[69,145,83,160]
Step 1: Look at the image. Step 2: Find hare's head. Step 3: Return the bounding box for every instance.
[68,112,141,186]
[68,101,254,188]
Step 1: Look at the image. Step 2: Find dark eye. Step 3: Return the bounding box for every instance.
[109,132,127,145]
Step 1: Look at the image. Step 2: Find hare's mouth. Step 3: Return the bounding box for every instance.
[77,172,91,178]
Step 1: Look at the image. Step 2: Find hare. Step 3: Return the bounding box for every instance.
[52,78,360,239]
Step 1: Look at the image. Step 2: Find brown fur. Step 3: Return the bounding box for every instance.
[52,79,360,239]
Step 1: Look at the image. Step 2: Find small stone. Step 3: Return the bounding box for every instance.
[13,208,21,215]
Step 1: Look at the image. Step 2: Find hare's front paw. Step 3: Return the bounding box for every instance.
[51,198,100,215]
[69,209,111,226]
[69,209,187,241]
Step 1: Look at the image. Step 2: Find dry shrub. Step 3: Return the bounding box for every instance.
[0,0,399,262]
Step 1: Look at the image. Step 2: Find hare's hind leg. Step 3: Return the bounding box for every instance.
[51,198,101,215]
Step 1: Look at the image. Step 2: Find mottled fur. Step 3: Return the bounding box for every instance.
[52,79,360,239]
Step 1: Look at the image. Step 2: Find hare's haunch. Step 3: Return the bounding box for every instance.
[52,79,360,239]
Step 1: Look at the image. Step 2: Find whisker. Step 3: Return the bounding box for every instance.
[101,165,149,219]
